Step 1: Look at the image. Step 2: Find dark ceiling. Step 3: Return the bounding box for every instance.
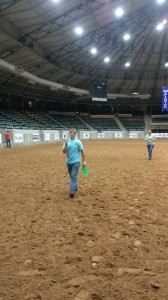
[0,0,168,105]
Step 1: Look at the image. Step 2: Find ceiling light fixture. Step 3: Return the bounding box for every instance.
[157,0,166,4]
[75,26,83,35]
[104,57,110,63]
[115,7,124,17]
[156,23,164,31]
[123,33,130,41]
[91,47,97,54]
[162,19,167,25]
[165,62,168,67]
[125,62,130,67]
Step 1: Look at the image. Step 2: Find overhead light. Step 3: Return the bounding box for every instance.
[104,57,110,63]
[165,62,168,67]
[125,62,130,67]
[132,92,139,95]
[162,19,167,25]
[115,7,124,17]
[75,26,83,35]
[91,47,97,54]
[156,23,164,31]
[123,33,130,41]
[157,0,166,4]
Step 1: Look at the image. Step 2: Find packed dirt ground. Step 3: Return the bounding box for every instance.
[0,140,168,300]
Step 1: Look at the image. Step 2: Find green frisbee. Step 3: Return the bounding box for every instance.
[82,165,89,177]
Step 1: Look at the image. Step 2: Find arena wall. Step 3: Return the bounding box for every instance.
[1,128,168,148]
[0,128,146,147]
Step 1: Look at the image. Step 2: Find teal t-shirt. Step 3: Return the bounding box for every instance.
[65,139,83,164]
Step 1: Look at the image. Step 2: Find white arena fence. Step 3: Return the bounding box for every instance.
[0,129,167,147]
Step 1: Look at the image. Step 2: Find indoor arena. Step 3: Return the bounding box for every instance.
[0,0,168,299]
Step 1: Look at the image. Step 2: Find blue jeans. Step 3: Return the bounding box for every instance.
[147,144,154,159]
[67,162,80,193]
[6,139,11,148]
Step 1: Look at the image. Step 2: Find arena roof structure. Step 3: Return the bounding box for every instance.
[0,0,168,105]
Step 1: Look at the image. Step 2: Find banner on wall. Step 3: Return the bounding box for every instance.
[0,134,2,144]
[115,132,122,138]
[129,132,137,139]
[98,133,105,138]
[54,132,59,140]
[15,133,24,143]
[162,86,168,112]
[33,133,39,142]
[154,132,168,138]
[45,133,50,141]
[63,133,67,140]
[84,133,90,139]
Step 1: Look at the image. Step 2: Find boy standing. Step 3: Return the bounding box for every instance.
[63,128,86,198]
[5,130,11,148]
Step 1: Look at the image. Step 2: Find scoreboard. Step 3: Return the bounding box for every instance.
[92,80,107,102]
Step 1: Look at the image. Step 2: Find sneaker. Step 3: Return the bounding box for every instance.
[69,192,74,198]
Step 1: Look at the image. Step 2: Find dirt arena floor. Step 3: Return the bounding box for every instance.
[0,140,168,300]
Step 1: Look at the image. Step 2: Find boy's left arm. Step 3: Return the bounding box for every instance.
[81,150,86,165]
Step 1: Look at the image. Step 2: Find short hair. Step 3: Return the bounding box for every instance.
[69,128,77,133]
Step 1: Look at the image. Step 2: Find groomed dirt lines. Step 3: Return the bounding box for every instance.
[0,140,168,300]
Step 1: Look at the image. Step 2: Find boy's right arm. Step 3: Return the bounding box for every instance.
[62,140,68,154]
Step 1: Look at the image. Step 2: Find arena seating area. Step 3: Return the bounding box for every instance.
[119,115,145,131]
[82,116,120,131]
[152,117,168,123]
[50,113,90,130]
[0,107,149,131]
[0,107,67,130]
[24,111,66,130]
[151,115,168,132]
